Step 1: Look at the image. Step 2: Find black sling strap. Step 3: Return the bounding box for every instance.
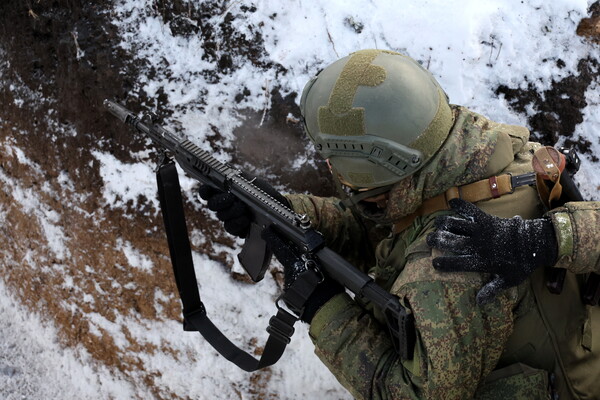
[156,159,319,371]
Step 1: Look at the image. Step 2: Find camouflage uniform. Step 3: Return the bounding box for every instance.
[548,201,600,274]
[286,106,600,400]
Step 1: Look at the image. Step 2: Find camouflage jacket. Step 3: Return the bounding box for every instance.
[548,201,600,274]
[286,106,600,399]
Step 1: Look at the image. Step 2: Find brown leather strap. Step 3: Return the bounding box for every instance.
[392,174,514,234]
[489,176,500,198]
[532,146,565,209]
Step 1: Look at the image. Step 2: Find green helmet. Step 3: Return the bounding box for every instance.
[300,49,454,189]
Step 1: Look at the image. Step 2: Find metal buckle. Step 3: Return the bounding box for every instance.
[275,293,303,316]
[266,313,295,344]
[510,172,537,191]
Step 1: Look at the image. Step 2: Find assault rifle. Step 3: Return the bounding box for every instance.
[104,100,415,371]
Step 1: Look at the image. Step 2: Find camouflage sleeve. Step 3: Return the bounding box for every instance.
[308,252,515,399]
[547,201,600,274]
[285,194,379,270]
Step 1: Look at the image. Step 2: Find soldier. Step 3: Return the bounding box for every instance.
[200,49,600,399]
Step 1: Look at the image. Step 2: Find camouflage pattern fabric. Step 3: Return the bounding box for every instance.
[284,194,387,272]
[287,196,600,400]
[285,106,599,399]
[381,105,529,223]
[304,206,528,400]
[473,363,551,400]
[548,201,600,273]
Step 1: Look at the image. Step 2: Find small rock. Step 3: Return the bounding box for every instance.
[344,16,364,34]
[577,16,600,42]
[169,16,199,38]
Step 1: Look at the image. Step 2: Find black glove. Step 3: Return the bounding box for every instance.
[261,227,343,323]
[426,198,558,304]
[198,178,289,238]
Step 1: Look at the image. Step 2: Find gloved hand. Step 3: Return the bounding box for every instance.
[261,227,343,323]
[426,198,558,305]
[198,178,289,238]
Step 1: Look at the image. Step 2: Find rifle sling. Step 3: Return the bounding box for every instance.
[156,160,318,371]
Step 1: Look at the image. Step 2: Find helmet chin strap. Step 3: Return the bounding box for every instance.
[328,168,393,212]
[339,185,394,211]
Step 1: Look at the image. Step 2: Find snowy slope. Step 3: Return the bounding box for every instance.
[2,1,600,399]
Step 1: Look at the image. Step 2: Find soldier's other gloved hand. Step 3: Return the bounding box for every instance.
[261,227,343,324]
[198,178,289,238]
[426,198,558,305]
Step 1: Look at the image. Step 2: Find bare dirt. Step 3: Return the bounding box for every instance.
[0,0,288,398]
[0,0,598,398]
[495,2,600,160]
[495,56,600,160]
[0,0,333,398]
[577,1,600,42]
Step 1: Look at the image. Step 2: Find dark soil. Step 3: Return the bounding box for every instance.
[150,0,335,196]
[0,0,334,397]
[495,57,600,160]
[577,1,600,42]
[0,0,302,397]
[497,1,600,161]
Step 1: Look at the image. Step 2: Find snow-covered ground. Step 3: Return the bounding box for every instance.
[0,279,140,400]
[109,0,600,190]
[2,0,600,399]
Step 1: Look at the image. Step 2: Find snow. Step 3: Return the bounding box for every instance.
[0,144,71,260]
[117,239,155,272]
[108,0,600,198]
[2,0,600,399]
[92,149,160,210]
[572,81,600,199]
[0,279,141,400]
